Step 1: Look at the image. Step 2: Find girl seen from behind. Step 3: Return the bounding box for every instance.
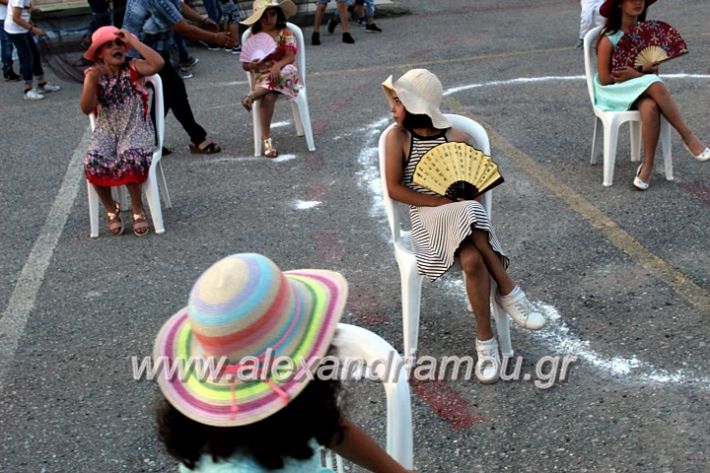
[594,0,709,190]
[382,69,546,385]
[80,26,164,236]
[240,0,302,158]
[155,253,414,473]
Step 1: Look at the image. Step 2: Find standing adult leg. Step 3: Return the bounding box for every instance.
[0,20,17,76]
[157,54,209,149]
[112,0,127,27]
[8,32,34,92]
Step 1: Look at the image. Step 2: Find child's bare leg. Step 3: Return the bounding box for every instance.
[258,91,278,139]
[470,229,515,296]
[125,183,144,213]
[459,242,493,341]
[637,97,660,182]
[643,82,706,154]
[242,87,269,111]
[337,1,350,32]
[93,184,117,213]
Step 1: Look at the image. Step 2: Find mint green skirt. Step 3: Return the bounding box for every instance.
[593,72,663,112]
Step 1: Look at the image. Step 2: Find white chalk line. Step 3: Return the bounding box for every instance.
[443,73,710,95]
[196,153,297,163]
[358,71,710,390]
[291,200,322,210]
[0,128,91,386]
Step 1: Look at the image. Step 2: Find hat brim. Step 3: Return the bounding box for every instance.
[83,29,131,61]
[153,269,347,427]
[382,74,451,129]
[241,1,297,26]
[600,0,656,17]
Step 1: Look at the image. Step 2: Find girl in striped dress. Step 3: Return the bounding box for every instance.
[382,69,545,384]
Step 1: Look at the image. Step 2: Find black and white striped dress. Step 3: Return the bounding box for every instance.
[403,129,508,280]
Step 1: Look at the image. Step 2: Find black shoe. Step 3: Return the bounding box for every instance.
[342,32,355,44]
[312,31,321,45]
[327,17,339,34]
[365,23,382,33]
[3,69,20,81]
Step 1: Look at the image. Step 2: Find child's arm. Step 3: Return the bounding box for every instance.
[329,418,414,473]
[117,29,165,77]
[268,50,295,81]
[80,65,107,114]
[385,127,452,207]
[597,35,651,84]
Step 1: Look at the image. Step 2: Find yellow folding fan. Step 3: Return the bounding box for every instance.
[412,142,504,201]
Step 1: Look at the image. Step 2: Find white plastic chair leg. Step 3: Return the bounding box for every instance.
[87,181,100,238]
[294,92,316,151]
[602,121,620,187]
[398,260,422,357]
[157,162,172,208]
[291,100,304,136]
[144,171,165,235]
[660,117,673,181]
[491,295,513,358]
[630,120,642,163]
[252,103,263,157]
[590,117,600,165]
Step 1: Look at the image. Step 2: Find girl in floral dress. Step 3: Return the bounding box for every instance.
[240,0,300,158]
[80,26,164,236]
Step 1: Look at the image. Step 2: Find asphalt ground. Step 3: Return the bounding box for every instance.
[1,0,709,472]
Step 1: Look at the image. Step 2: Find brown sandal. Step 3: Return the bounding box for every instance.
[132,209,149,237]
[263,138,278,158]
[106,201,124,236]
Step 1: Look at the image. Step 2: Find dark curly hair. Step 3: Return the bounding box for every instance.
[403,111,436,131]
[250,7,288,34]
[156,358,344,470]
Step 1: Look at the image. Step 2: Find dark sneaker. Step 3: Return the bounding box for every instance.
[232,44,242,55]
[365,23,382,33]
[327,17,339,34]
[357,17,367,27]
[342,32,355,44]
[3,69,21,81]
[312,31,321,45]
[178,66,193,79]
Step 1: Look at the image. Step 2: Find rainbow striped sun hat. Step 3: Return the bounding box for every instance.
[153,253,347,427]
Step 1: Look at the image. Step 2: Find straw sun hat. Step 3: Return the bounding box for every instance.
[382,68,451,129]
[599,0,657,18]
[153,253,347,427]
[241,0,297,26]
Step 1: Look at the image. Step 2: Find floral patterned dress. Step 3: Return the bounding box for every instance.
[253,29,301,99]
[84,60,154,187]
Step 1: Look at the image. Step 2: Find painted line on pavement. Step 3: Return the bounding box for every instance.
[441,94,710,316]
[0,128,90,385]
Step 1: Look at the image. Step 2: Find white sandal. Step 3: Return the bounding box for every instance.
[683,143,710,162]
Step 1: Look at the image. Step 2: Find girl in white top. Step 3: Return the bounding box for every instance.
[4,0,60,99]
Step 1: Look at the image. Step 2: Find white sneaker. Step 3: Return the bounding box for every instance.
[495,286,546,330]
[24,89,45,100]
[475,337,500,384]
[38,82,61,93]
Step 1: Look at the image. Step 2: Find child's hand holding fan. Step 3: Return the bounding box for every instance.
[413,142,504,201]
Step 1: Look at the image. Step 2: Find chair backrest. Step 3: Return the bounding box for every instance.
[332,323,414,469]
[89,73,164,158]
[583,26,603,108]
[377,114,493,245]
[241,22,307,88]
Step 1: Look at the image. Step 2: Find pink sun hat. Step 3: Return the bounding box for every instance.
[152,253,348,427]
[83,26,132,61]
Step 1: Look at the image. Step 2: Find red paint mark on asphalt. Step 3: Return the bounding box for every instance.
[311,120,328,135]
[348,287,388,326]
[304,152,324,172]
[312,230,343,262]
[413,379,485,430]
[407,49,434,59]
[680,182,710,207]
[305,184,326,201]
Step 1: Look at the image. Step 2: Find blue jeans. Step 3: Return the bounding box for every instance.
[7,32,43,84]
[202,0,222,23]
[0,20,15,72]
[172,33,189,65]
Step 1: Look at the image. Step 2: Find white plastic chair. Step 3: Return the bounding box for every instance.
[377,114,514,359]
[583,26,673,187]
[321,323,413,471]
[241,22,316,156]
[87,74,171,237]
